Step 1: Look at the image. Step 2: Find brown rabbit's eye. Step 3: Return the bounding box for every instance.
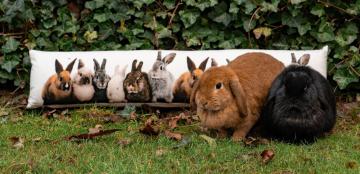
[59,77,63,81]
[215,82,222,89]
[192,76,196,80]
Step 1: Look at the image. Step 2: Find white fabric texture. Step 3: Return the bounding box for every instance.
[27,46,328,108]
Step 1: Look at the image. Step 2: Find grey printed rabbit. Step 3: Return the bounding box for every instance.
[92,58,110,102]
[148,51,176,102]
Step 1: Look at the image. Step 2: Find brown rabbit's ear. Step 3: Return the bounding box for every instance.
[78,59,84,69]
[137,61,143,71]
[298,54,310,65]
[211,58,218,67]
[163,53,176,64]
[190,79,200,110]
[291,53,297,63]
[229,78,248,117]
[55,59,64,74]
[187,57,196,72]
[66,58,77,73]
[93,59,100,71]
[199,57,209,71]
[101,59,107,70]
[131,59,138,71]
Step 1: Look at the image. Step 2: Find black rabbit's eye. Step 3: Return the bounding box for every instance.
[193,76,196,80]
[160,66,163,70]
[79,73,82,77]
[215,82,222,89]
[59,77,63,81]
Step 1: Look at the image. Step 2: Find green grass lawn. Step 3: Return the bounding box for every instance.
[0,93,359,174]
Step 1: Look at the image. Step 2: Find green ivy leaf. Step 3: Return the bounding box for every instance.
[2,37,20,53]
[229,2,239,13]
[184,0,218,11]
[179,9,200,28]
[333,66,359,89]
[1,60,19,73]
[261,0,280,12]
[163,0,175,9]
[132,0,155,9]
[244,1,256,14]
[94,13,108,23]
[290,0,306,4]
[310,5,325,17]
[335,23,358,47]
[85,0,105,10]
[157,28,172,39]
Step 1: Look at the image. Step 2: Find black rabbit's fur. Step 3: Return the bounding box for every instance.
[259,65,336,143]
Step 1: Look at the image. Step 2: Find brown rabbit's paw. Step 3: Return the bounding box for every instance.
[232,130,246,142]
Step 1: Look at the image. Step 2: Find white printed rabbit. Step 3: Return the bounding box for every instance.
[107,65,128,103]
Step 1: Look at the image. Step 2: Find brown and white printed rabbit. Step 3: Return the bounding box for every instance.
[107,64,128,103]
[92,58,111,102]
[172,57,209,102]
[190,53,284,141]
[148,51,176,102]
[73,59,95,102]
[42,58,77,104]
[124,60,152,102]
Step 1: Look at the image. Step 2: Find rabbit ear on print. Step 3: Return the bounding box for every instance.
[291,53,310,65]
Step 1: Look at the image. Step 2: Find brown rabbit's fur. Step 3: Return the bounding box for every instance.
[42,59,76,104]
[190,53,284,141]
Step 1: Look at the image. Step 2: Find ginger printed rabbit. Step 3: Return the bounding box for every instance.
[42,58,77,104]
[173,57,209,102]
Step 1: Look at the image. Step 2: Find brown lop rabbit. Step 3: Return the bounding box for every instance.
[190,53,284,141]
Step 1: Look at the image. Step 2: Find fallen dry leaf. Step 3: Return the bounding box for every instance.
[199,134,216,148]
[32,137,42,142]
[164,130,182,141]
[42,109,57,119]
[103,115,124,123]
[168,115,181,129]
[65,129,120,141]
[346,161,357,169]
[261,149,275,164]
[9,137,24,149]
[244,137,270,147]
[130,111,137,120]
[156,148,167,156]
[117,139,132,147]
[139,124,159,136]
[88,124,103,134]
[139,117,159,136]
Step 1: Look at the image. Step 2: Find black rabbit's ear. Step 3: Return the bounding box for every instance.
[93,59,100,71]
[157,51,162,60]
[187,57,196,72]
[298,54,310,65]
[137,61,143,71]
[291,53,297,63]
[101,59,107,70]
[163,53,176,64]
[78,59,84,69]
[55,59,64,74]
[211,58,218,67]
[66,58,77,73]
[131,59,138,71]
[199,57,209,71]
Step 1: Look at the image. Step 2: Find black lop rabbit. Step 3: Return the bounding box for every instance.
[259,53,336,143]
[92,58,111,102]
